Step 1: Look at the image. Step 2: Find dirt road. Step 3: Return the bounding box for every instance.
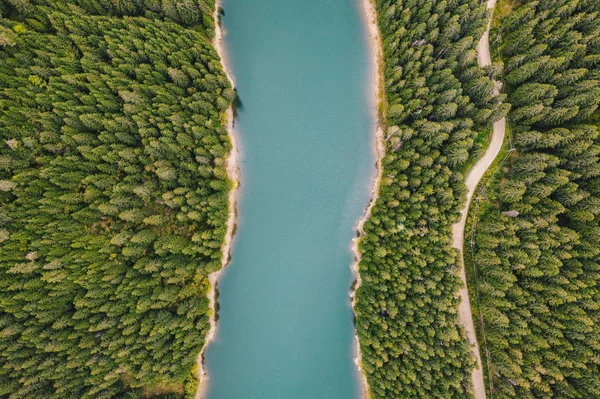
[452,0,505,398]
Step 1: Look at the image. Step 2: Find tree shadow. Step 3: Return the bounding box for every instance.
[232,91,243,123]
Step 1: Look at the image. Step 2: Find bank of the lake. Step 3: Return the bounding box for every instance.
[202,0,377,397]
[195,1,240,396]
[351,0,386,397]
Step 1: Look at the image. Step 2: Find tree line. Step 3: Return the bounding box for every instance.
[355,0,507,397]
[0,1,233,397]
[471,0,600,397]
[3,0,216,35]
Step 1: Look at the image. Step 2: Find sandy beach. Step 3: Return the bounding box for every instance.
[350,0,385,398]
[195,2,240,398]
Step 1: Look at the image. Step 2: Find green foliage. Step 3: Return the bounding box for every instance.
[472,0,600,397]
[0,2,232,398]
[355,0,506,398]
[0,0,216,36]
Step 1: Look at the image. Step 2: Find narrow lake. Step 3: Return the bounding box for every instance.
[204,0,376,397]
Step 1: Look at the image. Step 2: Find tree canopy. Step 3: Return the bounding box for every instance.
[471,0,600,397]
[355,0,506,397]
[0,1,233,397]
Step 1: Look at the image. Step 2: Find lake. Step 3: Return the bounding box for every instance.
[204,0,376,397]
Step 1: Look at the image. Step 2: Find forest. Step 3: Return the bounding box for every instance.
[355,0,507,398]
[0,1,233,398]
[469,0,600,398]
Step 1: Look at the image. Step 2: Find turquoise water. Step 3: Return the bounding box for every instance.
[204,0,375,397]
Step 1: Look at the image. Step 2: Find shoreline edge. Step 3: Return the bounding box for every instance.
[195,2,240,398]
[351,0,386,398]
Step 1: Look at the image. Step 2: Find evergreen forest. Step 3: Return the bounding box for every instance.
[3,0,600,398]
[470,0,600,398]
[355,0,507,397]
[0,1,233,397]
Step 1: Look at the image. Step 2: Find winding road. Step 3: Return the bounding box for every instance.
[452,0,505,398]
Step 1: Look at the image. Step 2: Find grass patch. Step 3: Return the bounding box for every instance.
[141,383,184,399]
[459,127,493,177]
[489,0,518,62]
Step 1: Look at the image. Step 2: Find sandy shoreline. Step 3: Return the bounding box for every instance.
[350,0,385,398]
[195,2,240,398]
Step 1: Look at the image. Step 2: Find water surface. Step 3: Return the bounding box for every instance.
[205,1,376,397]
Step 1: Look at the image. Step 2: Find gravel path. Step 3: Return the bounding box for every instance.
[452,1,505,398]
